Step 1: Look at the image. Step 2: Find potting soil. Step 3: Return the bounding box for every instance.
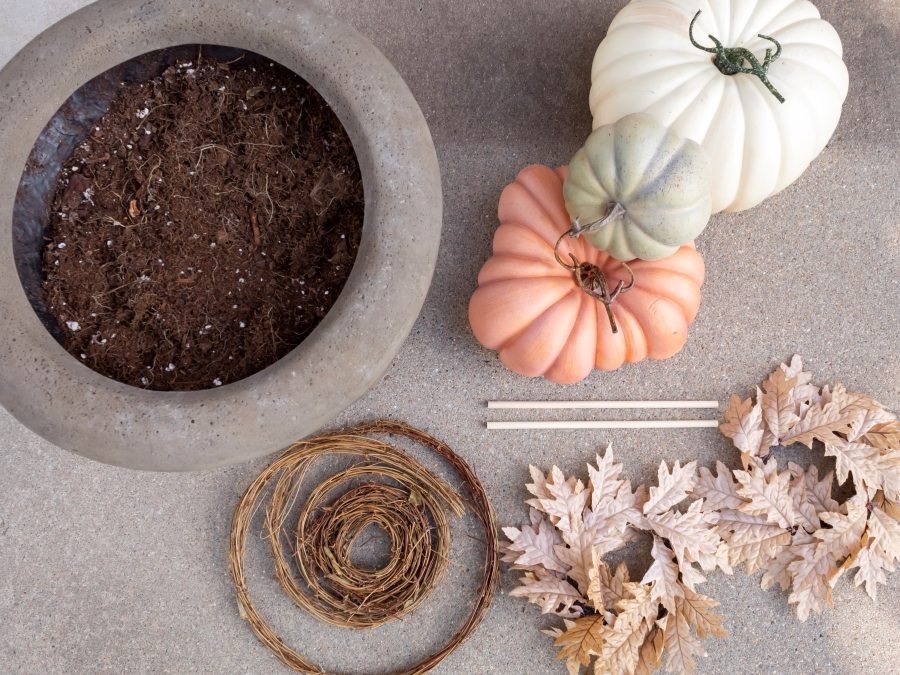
[41,56,363,391]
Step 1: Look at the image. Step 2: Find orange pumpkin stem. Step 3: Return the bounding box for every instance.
[554,230,634,334]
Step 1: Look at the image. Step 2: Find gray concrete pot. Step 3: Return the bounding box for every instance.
[0,0,441,471]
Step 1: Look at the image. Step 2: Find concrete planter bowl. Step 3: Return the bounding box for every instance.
[0,0,441,471]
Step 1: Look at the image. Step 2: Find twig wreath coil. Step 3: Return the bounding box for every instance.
[229,420,500,675]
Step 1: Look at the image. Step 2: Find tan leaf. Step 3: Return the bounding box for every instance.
[830,530,868,589]
[556,526,596,594]
[644,500,721,579]
[634,626,662,675]
[786,532,836,621]
[509,570,585,617]
[816,495,869,563]
[788,471,820,533]
[642,535,683,614]
[588,445,626,510]
[782,382,869,448]
[780,355,811,384]
[884,498,900,522]
[849,545,894,601]
[644,461,697,517]
[848,407,897,443]
[534,466,589,534]
[554,613,605,671]
[878,450,900,502]
[781,356,820,418]
[760,542,802,592]
[720,395,765,467]
[660,608,707,675]
[589,556,630,614]
[823,438,883,496]
[502,508,569,574]
[863,420,900,452]
[677,585,730,640]
[713,509,791,574]
[801,464,840,515]
[760,368,799,443]
[600,584,658,675]
[868,506,900,563]
[525,465,554,504]
[794,383,823,420]
[586,481,647,555]
[541,626,566,639]
[734,460,796,529]
[693,461,748,511]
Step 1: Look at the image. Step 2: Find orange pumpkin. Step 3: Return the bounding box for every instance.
[469,165,705,384]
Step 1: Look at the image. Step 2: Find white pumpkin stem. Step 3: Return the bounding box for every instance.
[571,201,626,237]
[689,10,786,104]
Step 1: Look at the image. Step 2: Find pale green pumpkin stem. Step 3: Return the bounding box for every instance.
[570,201,626,236]
[554,230,635,335]
[689,10,786,104]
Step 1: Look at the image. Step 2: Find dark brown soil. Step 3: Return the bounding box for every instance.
[41,56,363,391]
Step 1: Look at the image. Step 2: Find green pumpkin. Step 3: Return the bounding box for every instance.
[563,113,712,261]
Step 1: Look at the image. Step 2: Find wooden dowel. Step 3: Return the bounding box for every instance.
[487,401,719,410]
[486,420,720,430]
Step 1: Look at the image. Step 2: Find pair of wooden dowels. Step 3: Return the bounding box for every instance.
[486,400,719,429]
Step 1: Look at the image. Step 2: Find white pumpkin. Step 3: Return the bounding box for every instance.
[564,113,712,261]
[590,0,849,213]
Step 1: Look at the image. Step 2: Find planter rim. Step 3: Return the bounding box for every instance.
[0,0,442,471]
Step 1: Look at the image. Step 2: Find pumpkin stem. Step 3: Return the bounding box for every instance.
[571,201,627,236]
[554,230,635,335]
[689,10,786,104]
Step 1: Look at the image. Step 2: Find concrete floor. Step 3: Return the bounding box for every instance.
[2,0,900,673]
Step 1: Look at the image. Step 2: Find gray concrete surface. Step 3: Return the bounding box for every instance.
[2,0,900,673]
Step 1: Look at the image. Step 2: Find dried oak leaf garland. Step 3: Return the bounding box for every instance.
[703,355,900,620]
[230,421,499,675]
[502,449,729,675]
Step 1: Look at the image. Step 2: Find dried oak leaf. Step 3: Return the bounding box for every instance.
[760,368,799,445]
[863,420,900,452]
[785,530,835,621]
[600,583,658,675]
[553,613,605,675]
[585,479,646,556]
[815,495,869,564]
[588,553,630,613]
[868,505,900,564]
[644,499,722,589]
[644,461,697,517]
[733,459,796,529]
[676,586,729,641]
[659,608,706,675]
[799,464,840,516]
[554,523,595,595]
[589,444,628,510]
[823,437,884,498]
[694,460,748,512]
[508,569,584,617]
[850,545,891,600]
[787,463,820,532]
[501,508,568,575]
[642,534,683,614]
[720,395,766,468]
[782,384,871,448]
[530,465,589,534]
[634,626,664,675]
[711,508,790,574]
